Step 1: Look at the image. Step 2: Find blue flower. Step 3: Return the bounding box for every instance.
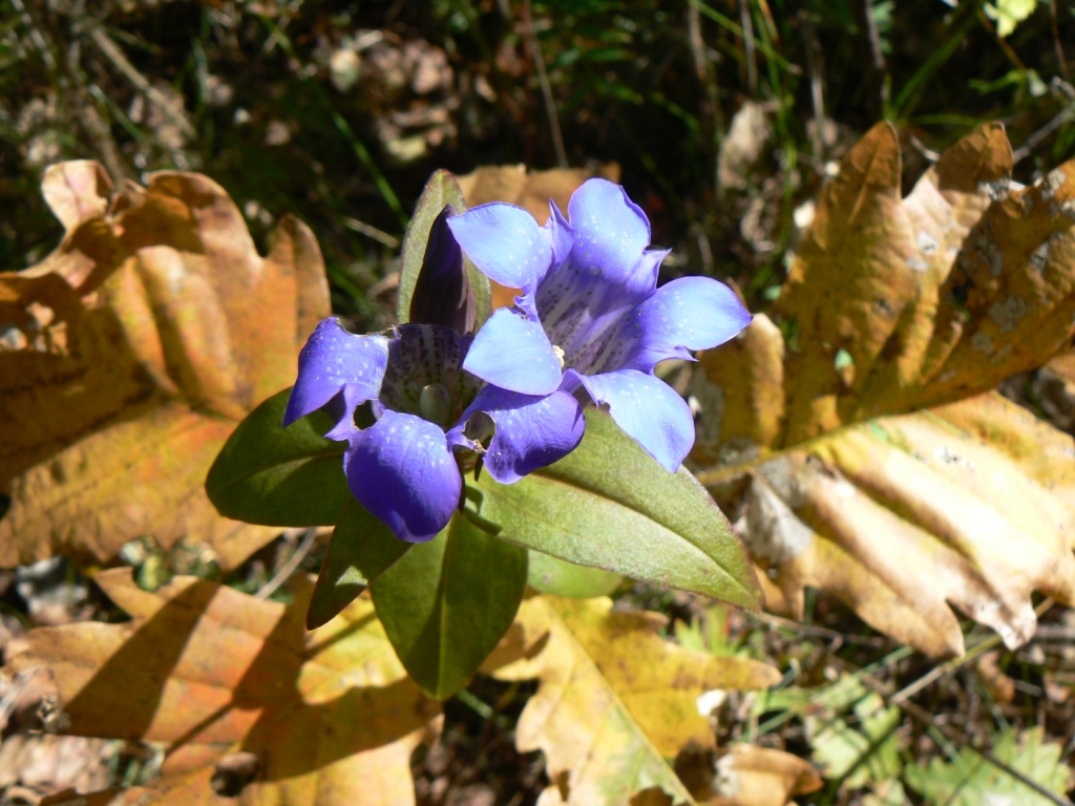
[447,178,752,471]
[284,204,588,543]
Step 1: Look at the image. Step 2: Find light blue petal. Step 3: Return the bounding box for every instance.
[447,203,551,292]
[546,202,575,265]
[623,276,752,372]
[463,309,563,395]
[571,369,695,472]
[284,318,389,427]
[344,410,461,543]
[458,387,585,483]
[566,179,653,293]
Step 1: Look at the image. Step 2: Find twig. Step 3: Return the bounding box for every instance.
[891,599,1056,706]
[799,9,825,160]
[341,216,401,249]
[522,0,567,168]
[257,528,319,599]
[852,0,888,119]
[1049,0,1070,82]
[11,0,57,73]
[738,0,757,94]
[1011,100,1075,165]
[748,609,891,648]
[87,24,196,140]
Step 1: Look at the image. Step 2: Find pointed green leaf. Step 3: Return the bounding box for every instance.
[206,388,349,527]
[306,502,412,629]
[468,410,761,610]
[397,169,490,328]
[527,550,623,598]
[370,512,527,699]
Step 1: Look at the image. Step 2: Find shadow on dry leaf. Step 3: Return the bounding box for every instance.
[6,570,441,804]
[0,161,331,569]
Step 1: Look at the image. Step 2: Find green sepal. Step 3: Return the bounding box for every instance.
[370,511,527,700]
[527,550,623,598]
[467,410,762,610]
[206,388,349,527]
[396,169,491,329]
[306,502,412,629]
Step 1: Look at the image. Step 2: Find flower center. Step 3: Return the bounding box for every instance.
[379,323,482,426]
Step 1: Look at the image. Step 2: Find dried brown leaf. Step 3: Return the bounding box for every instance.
[692,123,1075,655]
[6,570,441,804]
[0,161,330,568]
[737,394,1075,656]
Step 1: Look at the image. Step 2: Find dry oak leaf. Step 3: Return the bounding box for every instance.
[710,745,822,806]
[734,392,1075,657]
[489,595,780,805]
[692,121,1075,459]
[5,569,441,805]
[689,122,1075,656]
[0,160,330,569]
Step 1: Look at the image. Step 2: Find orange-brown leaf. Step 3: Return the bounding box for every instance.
[6,570,441,804]
[0,161,330,568]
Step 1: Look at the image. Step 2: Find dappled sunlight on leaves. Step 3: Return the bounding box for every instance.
[691,124,1075,656]
[0,161,330,569]
[6,570,441,804]
[487,595,782,805]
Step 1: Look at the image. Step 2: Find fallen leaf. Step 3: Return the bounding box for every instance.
[695,121,1075,452]
[691,123,1075,655]
[6,569,441,804]
[489,595,780,805]
[732,393,1075,657]
[0,161,330,569]
[709,744,822,806]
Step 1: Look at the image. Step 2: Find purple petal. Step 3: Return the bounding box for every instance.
[409,206,474,333]
[566,179,653,293]
[623,276,752,372]
[570,369,695,472]
[344,410,461,543]
[457,387,585,483]
[546,202,574,265]
[447,203,551,292]
[463,309,563,395]
[284,318,389,427]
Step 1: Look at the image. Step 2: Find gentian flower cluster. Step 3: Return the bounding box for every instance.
[285,180,751,543]
[448,178,751,472]
[283,212,584,543]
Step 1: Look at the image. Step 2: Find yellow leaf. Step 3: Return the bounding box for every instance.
[6,569,441,804]
[490,595,780,804]
[0,161,330,569]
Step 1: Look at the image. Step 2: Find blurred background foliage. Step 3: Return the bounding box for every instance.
[3,0,1073,320]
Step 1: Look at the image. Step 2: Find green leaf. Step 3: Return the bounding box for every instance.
[527,550,622,598]
[306,502,412,629]
[397,169,491,329]
[468,410,761,610]
[905,726,1070,806]
[370,512,527,699]
[206,388,349,527]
